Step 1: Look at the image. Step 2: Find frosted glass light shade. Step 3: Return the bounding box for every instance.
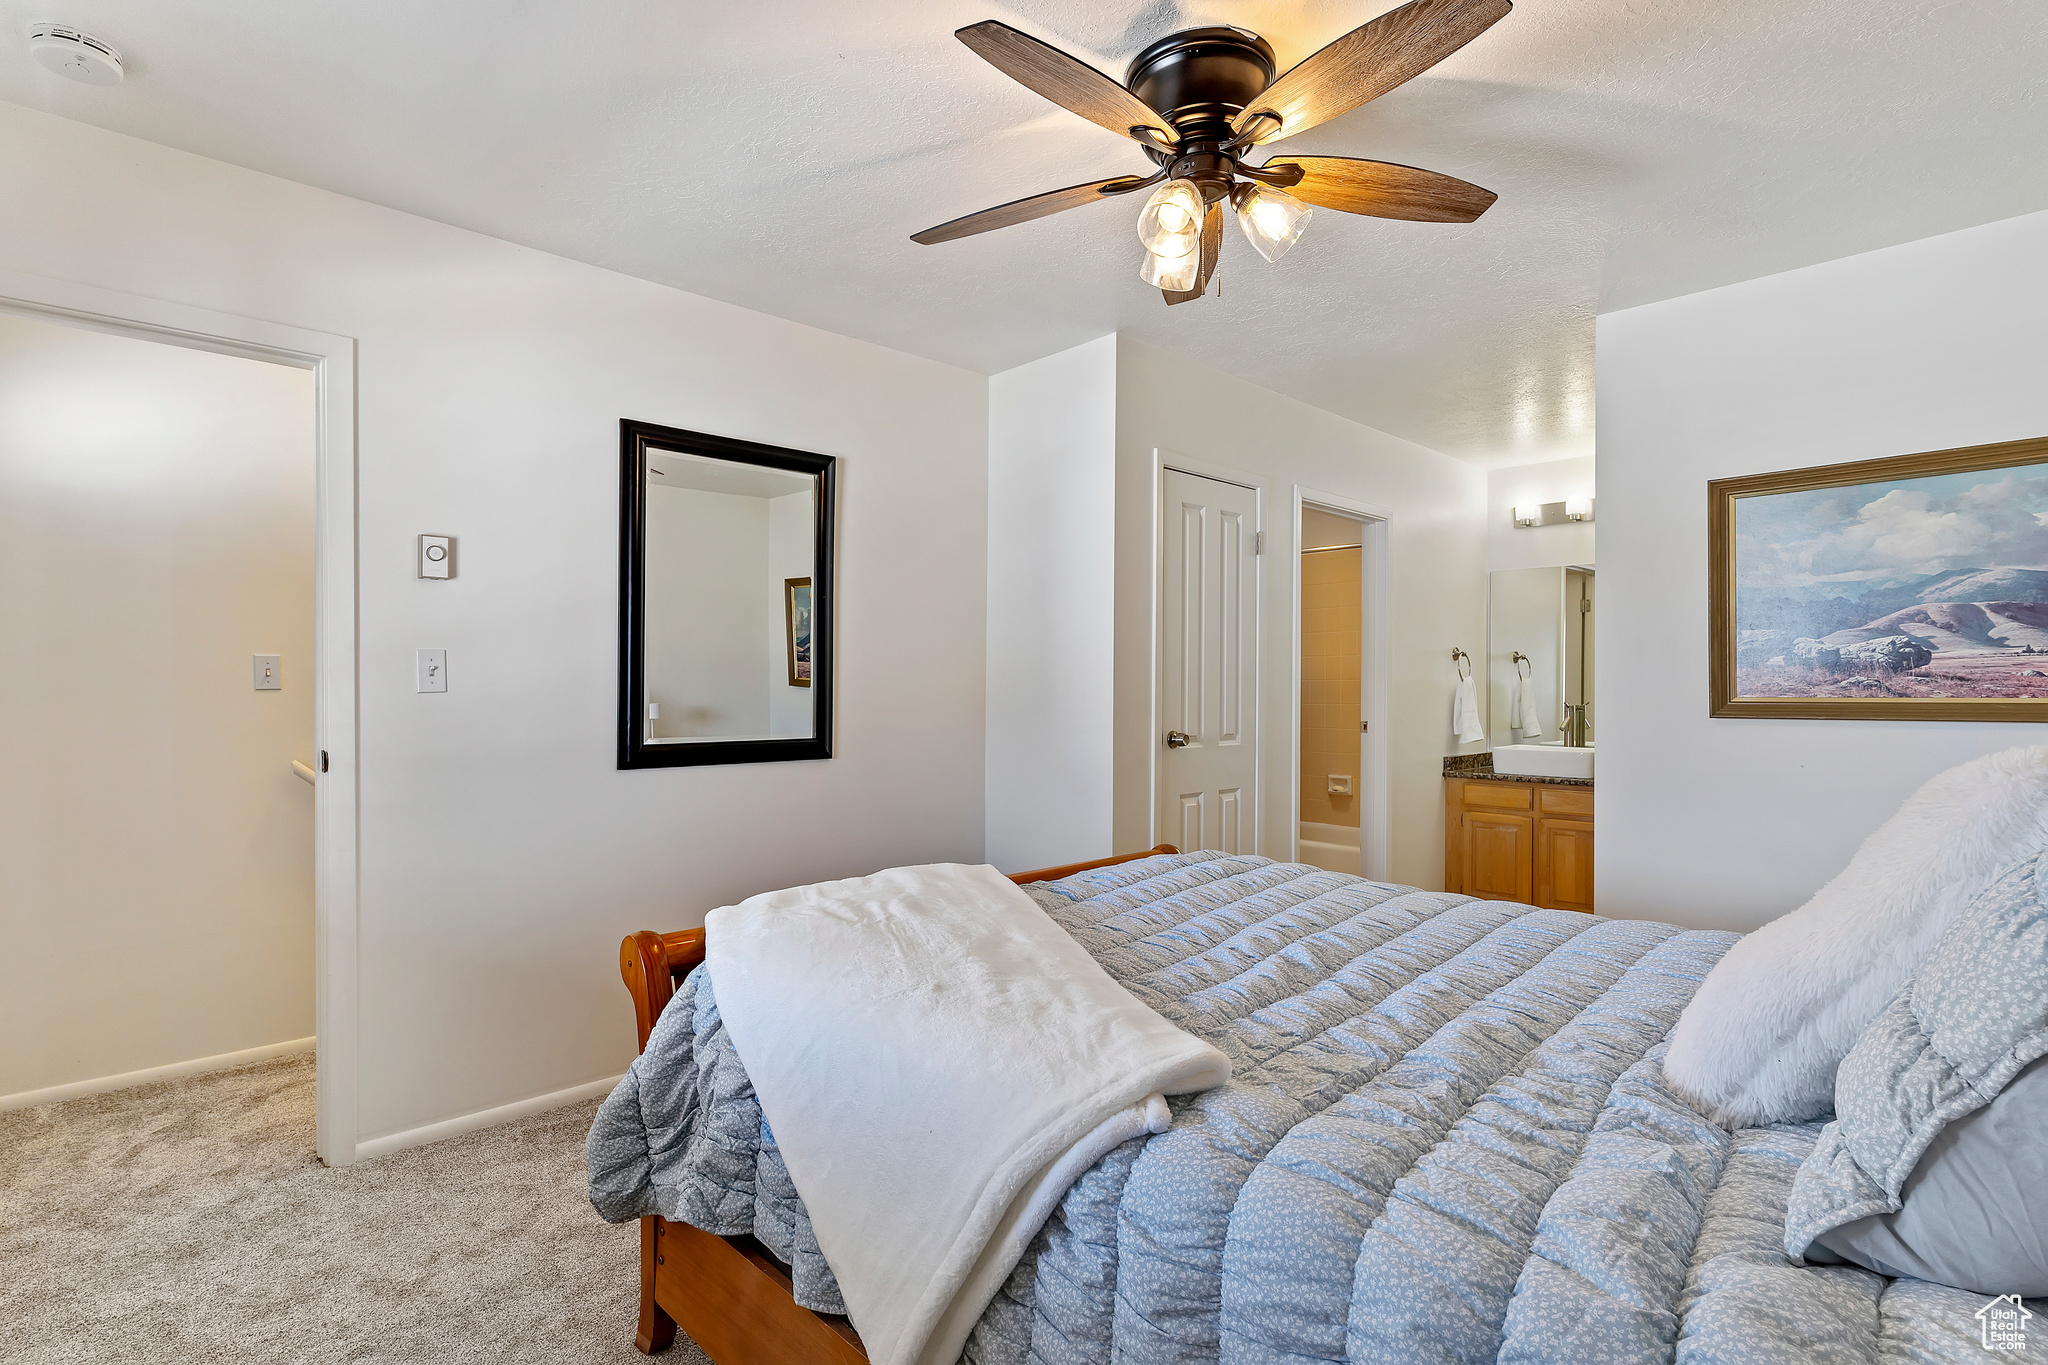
[1235,184,1311,263]
[1566,497,1594,521]
[1513,504,1540,527]
[1136,179,1203,257]
[1139,243,1200,292]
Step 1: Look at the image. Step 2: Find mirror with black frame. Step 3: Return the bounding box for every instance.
[617,419,834,768]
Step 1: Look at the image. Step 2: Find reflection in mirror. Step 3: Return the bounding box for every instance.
[1487,564,1594,746]
[619,421,833,768]
[645,450,814,741]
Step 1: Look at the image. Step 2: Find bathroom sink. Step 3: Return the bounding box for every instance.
[1491,743,1594,781]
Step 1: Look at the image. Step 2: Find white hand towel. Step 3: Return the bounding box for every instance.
[1454,673,1485,744]
[1514,669,1543,737]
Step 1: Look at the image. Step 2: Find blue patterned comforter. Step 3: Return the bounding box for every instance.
[589,852,2004,1363]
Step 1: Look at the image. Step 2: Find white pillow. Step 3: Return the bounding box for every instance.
[1663,745,2048,1126]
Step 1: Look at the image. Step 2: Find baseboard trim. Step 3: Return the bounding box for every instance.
[0,1036,317,1113]
[352,1073,625,1162]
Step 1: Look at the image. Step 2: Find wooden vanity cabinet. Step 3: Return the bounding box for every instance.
[1444,777,1594,913]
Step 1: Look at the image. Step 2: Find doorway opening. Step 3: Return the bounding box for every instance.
[0,294,351,1154]
[1297,507,1367,874]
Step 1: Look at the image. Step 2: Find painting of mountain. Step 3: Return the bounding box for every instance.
[1729,457,2048,701]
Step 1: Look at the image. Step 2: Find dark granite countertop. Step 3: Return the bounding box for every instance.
[1443,751,1593,788]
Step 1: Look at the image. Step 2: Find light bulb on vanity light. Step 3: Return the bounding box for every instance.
[1234,183,1312,263]
[1513,504,1540,528]
[1566,497,1594,522]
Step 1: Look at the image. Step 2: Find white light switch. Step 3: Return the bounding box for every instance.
[418,535,453,579]
[254,654,281,690]
[416,649,447,693]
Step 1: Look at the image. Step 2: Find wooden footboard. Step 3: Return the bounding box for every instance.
[616,844,1178,1360]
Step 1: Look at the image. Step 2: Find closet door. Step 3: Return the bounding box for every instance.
[1158,468,1260,855]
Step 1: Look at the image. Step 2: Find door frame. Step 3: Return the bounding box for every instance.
[1152,449,1265,854]
[1291,486,1391,882]
[0,269,361,1166]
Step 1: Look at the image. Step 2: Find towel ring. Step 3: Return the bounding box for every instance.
[1511,650,1532,679]
[1451,646,1472,680]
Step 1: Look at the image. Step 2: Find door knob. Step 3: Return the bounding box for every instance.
[1165,730,1193,748]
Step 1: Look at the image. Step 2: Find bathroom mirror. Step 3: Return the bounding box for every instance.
[617,419,834,768]
[1487,564,1594,746]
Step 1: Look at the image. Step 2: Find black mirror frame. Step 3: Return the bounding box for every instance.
[617,418,835,769]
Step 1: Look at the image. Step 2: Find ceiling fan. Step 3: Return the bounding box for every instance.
[911,0,1511,305]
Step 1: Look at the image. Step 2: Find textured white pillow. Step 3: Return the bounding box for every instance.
[1664,745,2048,1126]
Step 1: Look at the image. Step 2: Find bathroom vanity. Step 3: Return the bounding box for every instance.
[1448,554,1596,911]
[1443,755,1594,913]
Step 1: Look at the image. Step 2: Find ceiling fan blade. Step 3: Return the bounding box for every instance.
[911,175,1153,245]
[1235,0,1512,145]
[1164,202,1224,305]
[1271,155,1496,222]
[957,21,1174,145]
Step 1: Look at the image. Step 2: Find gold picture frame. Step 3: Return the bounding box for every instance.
[784,576,812,688]
[1709,435,2048,720]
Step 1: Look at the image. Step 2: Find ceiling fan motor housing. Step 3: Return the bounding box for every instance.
[1126,27,1275,147]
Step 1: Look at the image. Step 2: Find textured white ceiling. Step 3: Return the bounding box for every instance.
[2,0,2042,465]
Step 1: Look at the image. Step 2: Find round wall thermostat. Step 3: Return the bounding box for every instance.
[29,26,124,85]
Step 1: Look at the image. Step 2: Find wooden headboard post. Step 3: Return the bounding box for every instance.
[620,928,704,1053]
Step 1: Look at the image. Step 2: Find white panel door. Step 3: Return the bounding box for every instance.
[1159,469,1259,855]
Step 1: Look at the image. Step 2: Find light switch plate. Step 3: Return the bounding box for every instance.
[418,534,453,579]
[254,654,281,690]
[416,649,447,693]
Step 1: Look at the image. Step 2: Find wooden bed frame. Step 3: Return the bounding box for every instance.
[616,844,1180,1362]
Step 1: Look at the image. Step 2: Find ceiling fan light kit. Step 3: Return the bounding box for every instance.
[912,0,1512,306]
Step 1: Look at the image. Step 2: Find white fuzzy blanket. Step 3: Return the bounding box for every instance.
[704,862,1232,1365]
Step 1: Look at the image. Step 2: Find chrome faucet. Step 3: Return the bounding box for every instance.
[1562,703,1589,748]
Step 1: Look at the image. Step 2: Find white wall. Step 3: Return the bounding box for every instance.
[1487,455,1595,572]
[644,484,770,739]
[1110,337,1488,889]
[0,103,989,1143]
[0,311,315,1097]
[985,337,1119,873]
[1598,208,2048,931]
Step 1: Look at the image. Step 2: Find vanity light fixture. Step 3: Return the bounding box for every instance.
[1512,498,1594,529]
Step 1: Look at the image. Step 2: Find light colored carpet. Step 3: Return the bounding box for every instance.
[0,1054,711,1364]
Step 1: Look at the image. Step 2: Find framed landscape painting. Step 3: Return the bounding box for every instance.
[784,576,812,687]
[1710,436,2048,720]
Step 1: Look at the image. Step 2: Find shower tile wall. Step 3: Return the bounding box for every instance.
[1300,547,1361,828]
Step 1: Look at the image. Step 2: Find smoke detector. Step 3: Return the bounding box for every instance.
[29,25,124,85]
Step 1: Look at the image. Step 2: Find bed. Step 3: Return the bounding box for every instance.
[590,847,2005,1364]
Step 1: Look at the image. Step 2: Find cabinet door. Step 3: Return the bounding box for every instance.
[1461,811,1533,903]
[1535,817,1595,913]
